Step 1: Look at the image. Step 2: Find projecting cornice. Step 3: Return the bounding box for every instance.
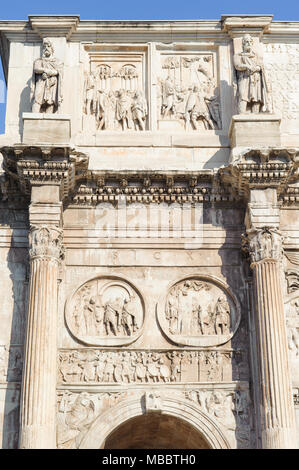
[1,145,89,200]
[28,15,80,39]
[219,147,299,201]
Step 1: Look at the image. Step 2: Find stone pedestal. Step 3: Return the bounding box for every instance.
[246,227,297,448]
[22,113,71,144]
[229,114,281,148]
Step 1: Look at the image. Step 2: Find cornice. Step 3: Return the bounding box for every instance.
[220,147,299,202]
[0,145,89,201]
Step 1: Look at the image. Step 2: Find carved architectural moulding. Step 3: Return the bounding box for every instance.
[65,276,145,346]
[57,348,248,385]
[242,227,283,264]
[29,225,64,260]
[157,51,221,131]
[83,47,147,131]
[157,275,241,347]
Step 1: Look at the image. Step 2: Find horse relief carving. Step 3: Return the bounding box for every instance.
[65,277,144,346]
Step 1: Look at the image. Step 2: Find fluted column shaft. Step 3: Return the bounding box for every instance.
[247,227,296,448]
[19,225,63,448]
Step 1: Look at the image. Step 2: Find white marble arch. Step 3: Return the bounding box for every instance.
[79,394,232,449]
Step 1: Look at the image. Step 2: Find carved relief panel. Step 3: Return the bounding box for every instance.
[285,267,299,384]
[156,49,221,131]
[65,276,145,346]
[83,46,148,131]
[157,275,241,347]
[58,348,248,385]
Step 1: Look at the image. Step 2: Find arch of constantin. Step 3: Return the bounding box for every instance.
[0,14,299,449]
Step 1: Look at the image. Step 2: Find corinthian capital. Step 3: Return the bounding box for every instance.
[242,227,283,264]
[29,225,64,261]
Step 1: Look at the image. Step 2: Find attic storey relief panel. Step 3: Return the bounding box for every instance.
[82,46,148,131]
[157,276,241,347]
[157,50,222,131]
[65,276,145,346]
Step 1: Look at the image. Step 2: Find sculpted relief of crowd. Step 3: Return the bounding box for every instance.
[166,280,231,337]
[29,34,270,129]
[69,282,143,339]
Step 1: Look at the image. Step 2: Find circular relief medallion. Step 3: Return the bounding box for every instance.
[157,276,241,347]
[65,276,145,346]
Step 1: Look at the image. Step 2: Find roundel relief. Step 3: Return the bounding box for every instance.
[65,277,144,346]
[157,276,241,347]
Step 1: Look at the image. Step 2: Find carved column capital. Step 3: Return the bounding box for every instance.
[29,225,64,261]
[242,227,283,265]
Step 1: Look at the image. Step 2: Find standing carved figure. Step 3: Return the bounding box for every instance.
[131,91,147,130]
[30,38,63,113]
[184,85,214,130]
[233,34,268,114]
[115,89,133,130]
[103,301,118,336]
[214,296,230,335]
[84,72,96,115]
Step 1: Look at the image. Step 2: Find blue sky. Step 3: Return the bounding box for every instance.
[1,0,299,133]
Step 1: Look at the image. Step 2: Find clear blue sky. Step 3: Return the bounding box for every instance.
[1,0,299,133]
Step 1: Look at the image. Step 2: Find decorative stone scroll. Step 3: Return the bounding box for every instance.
[58,348,248,385]
[157,276,241,347]
[157,53,221,131]
[65,276,145,346]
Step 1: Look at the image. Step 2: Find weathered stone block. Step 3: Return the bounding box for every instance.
[229,114,281,148]
[22,113,71,144]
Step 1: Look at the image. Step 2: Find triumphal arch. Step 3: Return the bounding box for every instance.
[0,14,299,449]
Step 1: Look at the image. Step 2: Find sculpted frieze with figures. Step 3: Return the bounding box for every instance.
[83,50,148,131]
[157,52,221,131]
[58,348,249,385]
[157,276,241,347]
[65,276,145,346]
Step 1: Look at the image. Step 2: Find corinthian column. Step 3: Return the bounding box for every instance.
[19,224,64,448]
[245,227,297,448]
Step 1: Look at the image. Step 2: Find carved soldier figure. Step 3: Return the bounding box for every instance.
[103,300,118,336]
[30,38,63,113]
[214,296,230,335]
[120,295,138,335]
[83,72,96,115]
[131,91,147,130]
[115,89,133,130]
[161,76,176,117]
[184,85,214,130]
[234,34,268,114]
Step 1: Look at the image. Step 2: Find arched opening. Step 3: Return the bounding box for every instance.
[103,413,211,449]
